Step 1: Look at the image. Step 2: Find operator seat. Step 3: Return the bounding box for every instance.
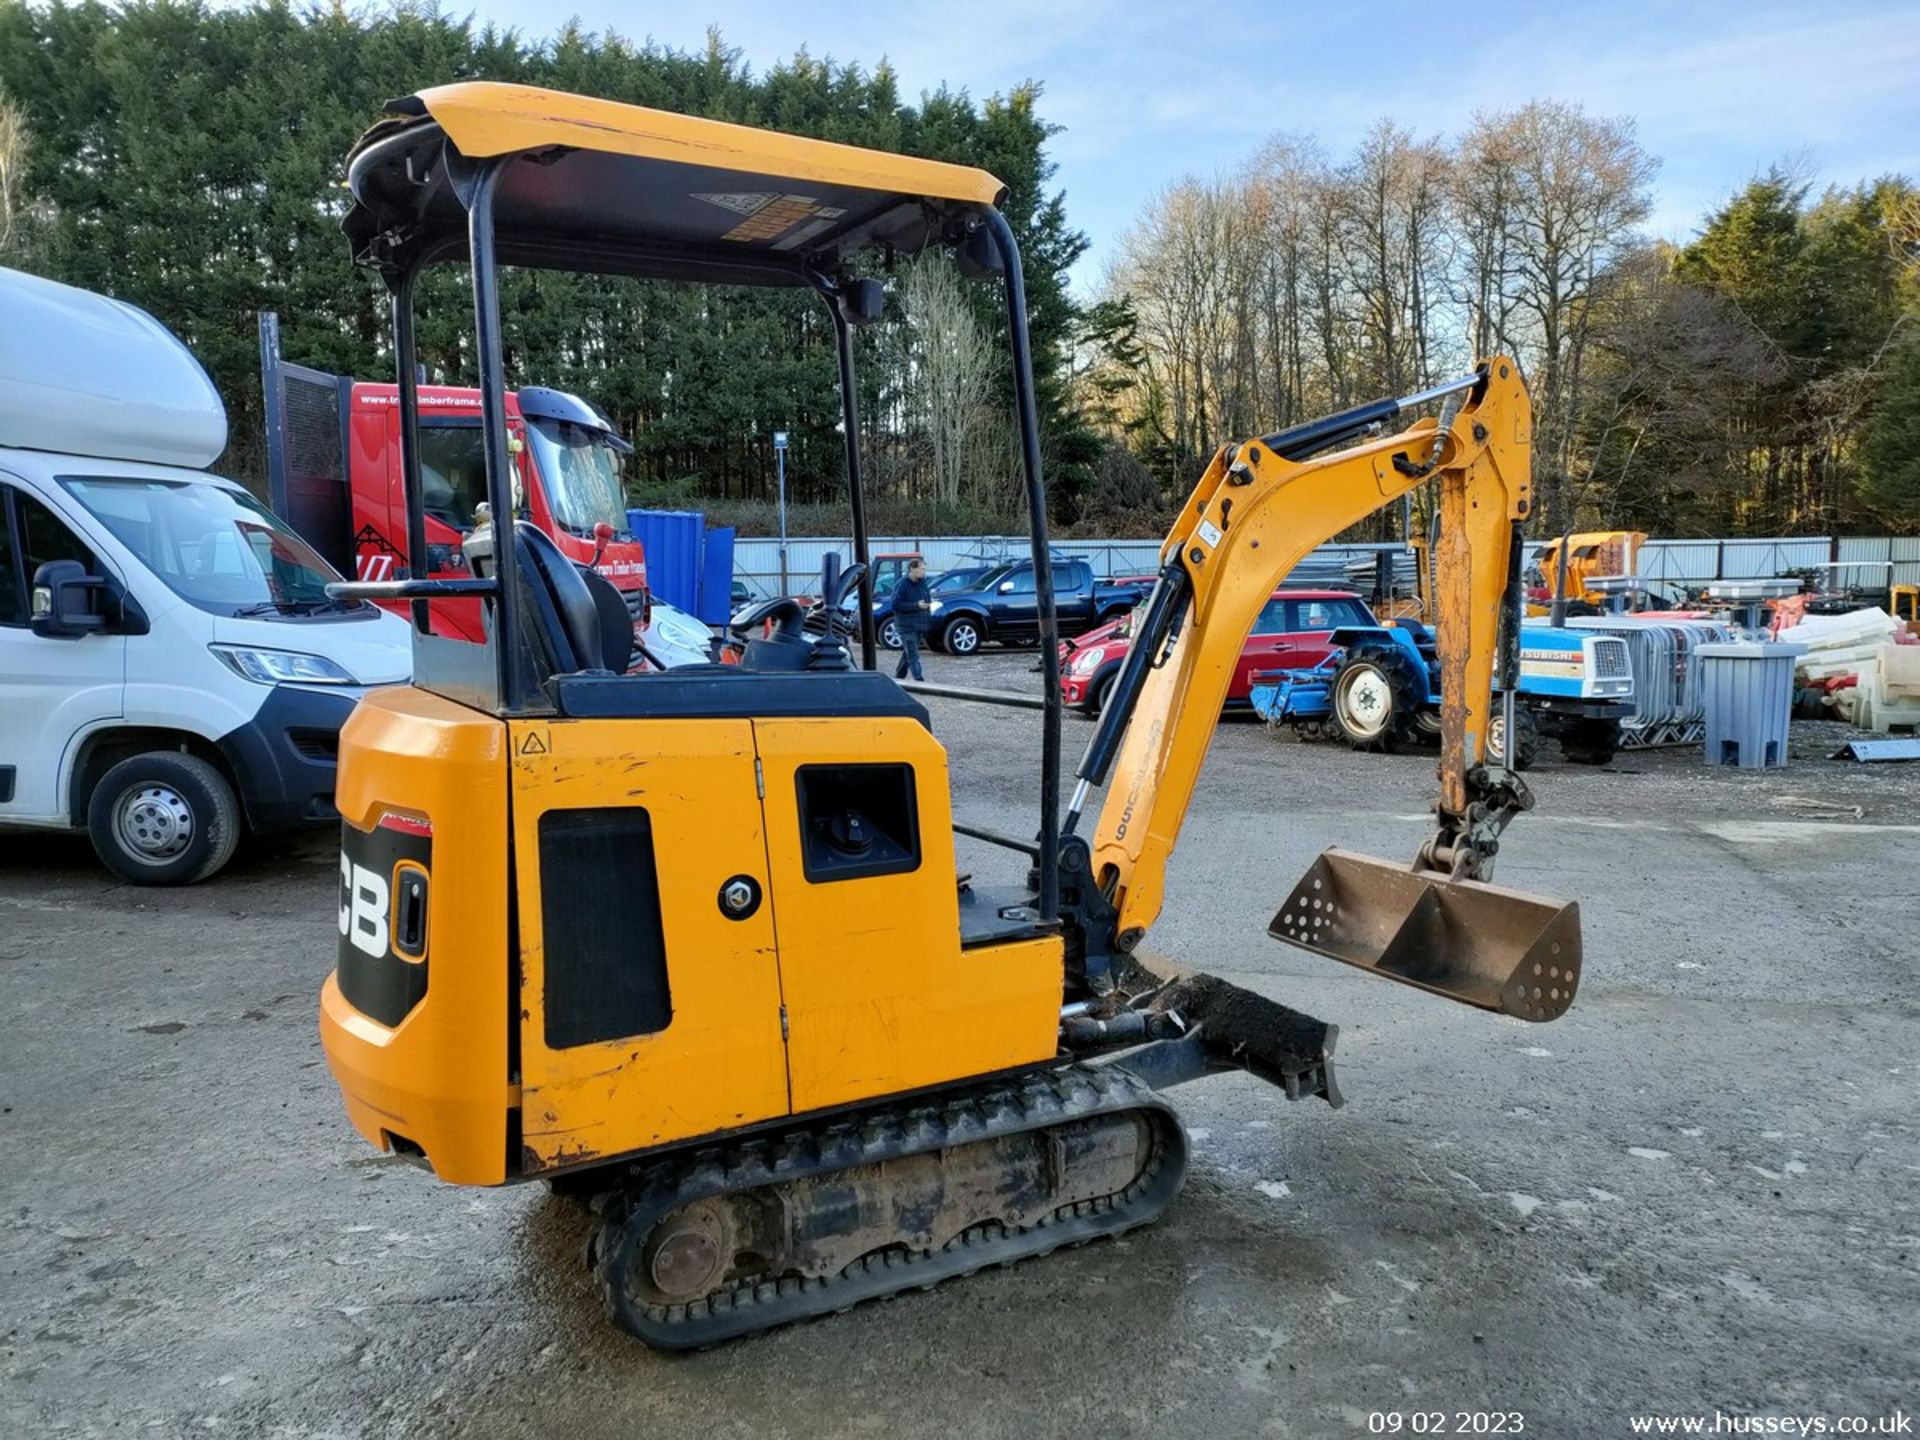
[513,520,635,676]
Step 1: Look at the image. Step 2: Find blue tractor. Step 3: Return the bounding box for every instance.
[1251,619,1635,767]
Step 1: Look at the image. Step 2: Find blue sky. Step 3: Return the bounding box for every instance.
[480,0,1920,292]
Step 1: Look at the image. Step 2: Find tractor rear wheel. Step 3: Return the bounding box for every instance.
[1559,717,1621,766]
[1329,643,1425,753]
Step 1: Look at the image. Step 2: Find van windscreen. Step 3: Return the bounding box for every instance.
[60,476,361,618]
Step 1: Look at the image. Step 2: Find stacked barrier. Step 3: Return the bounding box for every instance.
[1567,617,1735,747]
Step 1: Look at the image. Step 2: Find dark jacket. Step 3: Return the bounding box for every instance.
[892,574,934,636]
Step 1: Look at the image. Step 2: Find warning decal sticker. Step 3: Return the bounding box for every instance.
[692,192,779,217]
[692,192,852,245]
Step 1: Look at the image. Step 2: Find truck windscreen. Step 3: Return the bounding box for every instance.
[60,475,360,617]
[525,418,628,536]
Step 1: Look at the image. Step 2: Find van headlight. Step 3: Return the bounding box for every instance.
[210,645,358,685]
[660,616,711,650]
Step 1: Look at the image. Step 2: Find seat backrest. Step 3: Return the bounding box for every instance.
[513,521,633,676]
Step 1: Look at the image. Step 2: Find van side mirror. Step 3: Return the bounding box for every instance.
[30,560,109,638]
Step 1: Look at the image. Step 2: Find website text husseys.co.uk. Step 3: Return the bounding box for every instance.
[1628,1411,1911,1436]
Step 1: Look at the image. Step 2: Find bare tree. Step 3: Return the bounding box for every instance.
[0,89,30,262]
[1331,121,1455,396]
[900,255,997,511]
[1101,101,1653,528]
[1457,103,1657,528]
[1247,135,1322,429]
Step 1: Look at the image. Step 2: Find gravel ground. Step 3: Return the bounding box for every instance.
[2,645,1916,1438]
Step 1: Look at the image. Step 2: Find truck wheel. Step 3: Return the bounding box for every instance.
[879,617,902,650]
[87,752,242,885]
[1559,717,1621,766]
[1330,643,1424,752]
[1487,706,1541,771]
[941,616,984,656]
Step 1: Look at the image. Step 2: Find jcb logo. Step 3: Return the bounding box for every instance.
[339,855,390,958]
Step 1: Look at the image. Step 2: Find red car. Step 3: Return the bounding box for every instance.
[1057,588,1378,714]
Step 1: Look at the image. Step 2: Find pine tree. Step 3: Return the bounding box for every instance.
[0,3,1089,525]
[1860,334,1920,523]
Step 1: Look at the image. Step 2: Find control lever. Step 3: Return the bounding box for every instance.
[730,595,807,639]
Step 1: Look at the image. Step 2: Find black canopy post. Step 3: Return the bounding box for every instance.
[982,208,1060,924]
[392,263,430,634]
[460,156,525,713]
[831,304,877,671]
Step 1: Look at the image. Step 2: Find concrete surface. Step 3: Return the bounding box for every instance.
[2,647,1916,1438]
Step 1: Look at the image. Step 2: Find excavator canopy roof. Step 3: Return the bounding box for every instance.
[343,82,1008,285]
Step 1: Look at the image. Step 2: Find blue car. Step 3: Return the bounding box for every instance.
[926,559,1146,655]
[847,565,1002,649]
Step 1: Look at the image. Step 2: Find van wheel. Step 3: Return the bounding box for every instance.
[87,752,242,885]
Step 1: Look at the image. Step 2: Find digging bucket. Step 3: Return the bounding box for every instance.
[1268,848,1580,1021]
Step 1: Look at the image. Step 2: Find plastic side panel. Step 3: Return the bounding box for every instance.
[754,717,1064,1113]
[509,717,790,1170]
[1518,629,1585,696]
[319,687,511,1186]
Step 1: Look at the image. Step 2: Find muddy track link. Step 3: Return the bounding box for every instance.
[587,1064,1188,1349]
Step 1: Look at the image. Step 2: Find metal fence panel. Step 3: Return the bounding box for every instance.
[1638,542,1719,583]
[729,531,1917,599]
[1721,538,1829,578]
[1836,536,1892,564]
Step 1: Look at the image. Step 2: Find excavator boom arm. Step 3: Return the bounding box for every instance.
[1078,359,1535,946]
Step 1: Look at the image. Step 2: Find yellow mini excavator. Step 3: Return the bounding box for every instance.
[319,83,1583,1348]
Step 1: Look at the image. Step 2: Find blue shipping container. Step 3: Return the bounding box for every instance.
[627,509,736,623]
[627,509,703,614]
[697,526,736,624]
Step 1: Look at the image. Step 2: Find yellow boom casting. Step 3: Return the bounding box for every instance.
[318,82,1583,1347]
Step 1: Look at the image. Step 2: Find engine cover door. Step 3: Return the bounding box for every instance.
[509,717,790,1172]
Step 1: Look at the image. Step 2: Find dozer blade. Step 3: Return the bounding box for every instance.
[1269,848,1580,1021]
[1114,953,1344,1106]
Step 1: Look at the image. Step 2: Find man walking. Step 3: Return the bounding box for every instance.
[892,558,933,682]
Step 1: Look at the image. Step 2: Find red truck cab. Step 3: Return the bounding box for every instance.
[261,316,648,646]
[343,383,647,641]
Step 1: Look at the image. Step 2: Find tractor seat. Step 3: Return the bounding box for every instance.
[513,521,635,677]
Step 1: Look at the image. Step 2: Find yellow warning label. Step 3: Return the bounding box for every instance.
[708,193,850,245]
[518,730,549,756]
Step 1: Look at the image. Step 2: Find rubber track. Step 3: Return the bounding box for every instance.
[590,1064,1189,1349]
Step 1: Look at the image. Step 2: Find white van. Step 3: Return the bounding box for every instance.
[0,266,409,884]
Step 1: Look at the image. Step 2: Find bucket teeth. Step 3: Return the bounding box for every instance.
[1269,848,1581,1022]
